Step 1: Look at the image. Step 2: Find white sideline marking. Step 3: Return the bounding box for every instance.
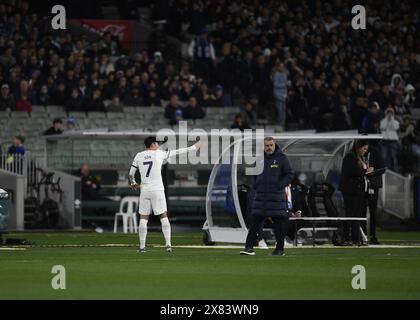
[156,244,420,249]
[5,244,420,249]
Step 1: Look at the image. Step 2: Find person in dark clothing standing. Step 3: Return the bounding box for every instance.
[240,137,294,256]
[7,135,25,174]
[339,140,374,245]
[364,141,386,244]
[44,118,63,136]
[78,163,101,200]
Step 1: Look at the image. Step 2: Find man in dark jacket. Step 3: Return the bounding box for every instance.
[240,137,294,256]
[78,164,101,200]
[364,141,386,244]
[44,118,63,136]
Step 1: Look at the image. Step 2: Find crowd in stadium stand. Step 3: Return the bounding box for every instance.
[1,1,420,174]
[166,0,420,173]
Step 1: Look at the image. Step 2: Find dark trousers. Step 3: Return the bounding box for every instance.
[245,215,289,251]
[343,194,366,243]
[364,191,379,238]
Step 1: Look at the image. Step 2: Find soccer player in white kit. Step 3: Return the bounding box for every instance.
[128,136,202,253]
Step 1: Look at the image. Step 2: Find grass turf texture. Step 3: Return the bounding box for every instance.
[1,231,420,299]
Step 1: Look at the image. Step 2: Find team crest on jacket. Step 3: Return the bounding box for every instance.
[271,159,279,168]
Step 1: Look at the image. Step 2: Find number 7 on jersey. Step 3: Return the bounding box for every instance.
[143,161,153,177]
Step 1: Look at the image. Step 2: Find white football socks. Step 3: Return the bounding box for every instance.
[139,219,148,249]
[160,217,171,247]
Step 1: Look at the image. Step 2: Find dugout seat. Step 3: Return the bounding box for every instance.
[308,173,339,217]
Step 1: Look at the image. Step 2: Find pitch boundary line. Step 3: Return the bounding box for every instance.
[3,244,420,249]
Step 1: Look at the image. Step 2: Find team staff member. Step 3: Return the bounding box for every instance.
[240,137,294,256]
[339,140,374,245]
[365,141,385,244]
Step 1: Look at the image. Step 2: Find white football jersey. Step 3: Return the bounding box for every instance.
[131,150,168,192]
[130,145,197,192]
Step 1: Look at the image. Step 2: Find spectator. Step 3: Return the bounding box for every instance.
[15,79,34,110]
[107,95,123,112]
[165,94,183,125]
[153,51,165,76]
[44,118,64,136]
[51,83,67,106]
[390,74,405,97]
[403,84,416,110]
[37,85,50,107]
[144,89,162,107]
[0,47,16,70]
[361,102,384,134]
[289,76,310,128]
[273,62,288,129]
[231,113,251,131]
[124,88,143,107]
[99,54,115,76]
[241,101,257,126]
[0,84,15,111]
[380,107,401,172]
[89,89,106,112]
[78,164,101,200]
[179,79,193,101]
[188,28,216,81]
[7,135,25,157]
[238,51,256,97]
[15,94,32,113]
[214,85,232,107]
[77,78,91,104]
[333,94,352,131]
[183,96,205,120]
[6,135,25,174]
[66,89,83,113]
[196,82,216,107]
[401,118,420,172]
[66,117,77,132]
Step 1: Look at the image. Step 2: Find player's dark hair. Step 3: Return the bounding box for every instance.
[144,136,157,148]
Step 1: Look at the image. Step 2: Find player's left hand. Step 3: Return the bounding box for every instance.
[130,184,140,190]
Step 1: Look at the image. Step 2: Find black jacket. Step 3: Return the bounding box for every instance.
[339,152,367,195]
[251,145,294,217]
[365,145,385,189]
[43,127,63,136]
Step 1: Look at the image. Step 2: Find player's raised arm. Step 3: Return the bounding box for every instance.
[165,142,202,159]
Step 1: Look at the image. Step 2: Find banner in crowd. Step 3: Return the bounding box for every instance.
[70,19,132,50]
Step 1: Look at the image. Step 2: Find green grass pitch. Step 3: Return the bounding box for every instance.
[1,231,420,299]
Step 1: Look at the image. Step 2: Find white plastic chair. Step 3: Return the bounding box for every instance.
[113,196,138,233]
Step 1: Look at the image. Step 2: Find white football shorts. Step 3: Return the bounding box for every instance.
[138,190,167,215]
